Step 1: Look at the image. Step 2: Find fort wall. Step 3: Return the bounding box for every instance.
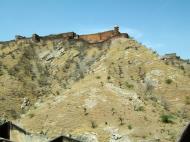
[41,32,76,41]
[79,30,118,43]
[0,26,128,44]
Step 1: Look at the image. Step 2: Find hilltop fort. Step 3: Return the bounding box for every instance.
[0,26,190,142]
[12,26,129,44]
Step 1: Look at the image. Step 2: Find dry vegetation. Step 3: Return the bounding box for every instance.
[0,37,190,142]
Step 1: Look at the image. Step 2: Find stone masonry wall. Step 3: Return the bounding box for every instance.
[79,30,119,43]
[1,26,126,44]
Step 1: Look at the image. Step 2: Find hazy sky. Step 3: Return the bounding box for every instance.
[0,0,189,59]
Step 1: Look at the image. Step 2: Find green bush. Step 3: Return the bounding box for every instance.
[96,76,101,79]
[160,114,175,123]
[128,124,132,130]
[165,79,172,84]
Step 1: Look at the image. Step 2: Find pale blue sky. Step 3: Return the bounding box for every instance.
[0,0,189,59]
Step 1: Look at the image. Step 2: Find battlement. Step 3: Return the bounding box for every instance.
[80,30,119,43]
[161,53,180,60]
[40,32,77,41]
[0,26,128,44]
[35,26,127,43]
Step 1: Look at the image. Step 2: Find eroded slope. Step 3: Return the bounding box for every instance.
[0,37,187,141]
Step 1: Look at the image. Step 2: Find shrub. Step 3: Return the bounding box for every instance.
[111,108,116,115]
[128,124,132,130]
[165,79,172,84]
[180,65,185,70]
[96,76,101,79]
[149,96,158,102]
[38,76,49,86]
[185,96,190,105]
[107,76,111,80]
[165,61,169,65]
[28,113,35,118]
[130,76,134,80]
[83,107,88,116]
[119,117,124,125]
[125,81,134,89]
[56,91,60,95]
[0,69,3,76]
[134,106,144,111]
[160,114,175,123]
[0,97,5,101]
[91,121,97,128]
[11,54,15,59]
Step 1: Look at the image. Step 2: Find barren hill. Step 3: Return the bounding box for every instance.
[0,28,190,142]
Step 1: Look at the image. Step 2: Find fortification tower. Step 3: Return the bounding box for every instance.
[114,25,120,35]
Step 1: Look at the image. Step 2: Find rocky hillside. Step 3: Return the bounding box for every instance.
[0,34,190,142]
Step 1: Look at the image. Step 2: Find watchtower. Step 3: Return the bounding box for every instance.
[113,25,120,35]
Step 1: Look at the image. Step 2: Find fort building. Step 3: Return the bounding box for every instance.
[79,26,124,43]
[13,26,129,44]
